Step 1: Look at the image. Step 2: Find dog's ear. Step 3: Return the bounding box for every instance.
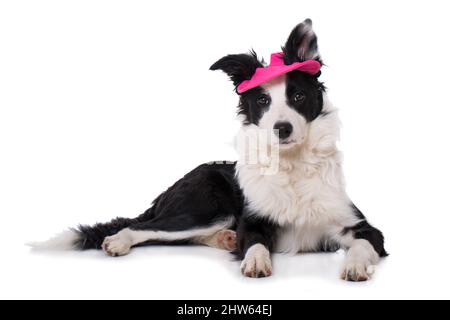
[282,19,321,65]
[210,51,263,91]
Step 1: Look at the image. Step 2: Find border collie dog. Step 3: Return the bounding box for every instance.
[32,19,387,281]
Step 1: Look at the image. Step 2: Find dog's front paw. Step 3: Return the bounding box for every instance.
[341,262,374,282]
[341,239,379,282]
[240,244,272,278]
[102,231,132,257]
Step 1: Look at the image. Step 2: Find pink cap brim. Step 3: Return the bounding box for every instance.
[237,55,321,94]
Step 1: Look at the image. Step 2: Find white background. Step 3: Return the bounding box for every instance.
[1,0,450,300]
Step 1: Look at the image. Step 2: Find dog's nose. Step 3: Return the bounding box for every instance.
[273,122,293,139]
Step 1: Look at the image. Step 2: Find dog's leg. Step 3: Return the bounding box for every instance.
[236,215,278,278]
[338,212,387,282]
[198,229,237,251]
[101,218,234,257]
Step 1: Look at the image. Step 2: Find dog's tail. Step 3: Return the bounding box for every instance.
[27,216,142,251]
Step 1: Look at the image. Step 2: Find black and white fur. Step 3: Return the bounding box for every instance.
[30,19,387,281]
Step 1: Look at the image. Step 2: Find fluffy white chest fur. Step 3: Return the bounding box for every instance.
[236,97,360,253]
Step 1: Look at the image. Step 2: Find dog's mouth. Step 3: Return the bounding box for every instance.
[278,139,298,147]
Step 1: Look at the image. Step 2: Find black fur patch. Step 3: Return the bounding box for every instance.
[342,204,388,257]
[286,71,325,122]
[129,162,243,232]
[234,213,279,260]
[237,87,271,125]
[209,50,264,91]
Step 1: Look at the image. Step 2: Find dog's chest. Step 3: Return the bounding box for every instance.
[239,162,343,224]
[238,160,355,252]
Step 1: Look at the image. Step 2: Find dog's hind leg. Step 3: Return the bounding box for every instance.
[102,217,235,257]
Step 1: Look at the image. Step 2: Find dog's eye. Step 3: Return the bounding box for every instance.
[294,92,306,104]
[256,95,270,106]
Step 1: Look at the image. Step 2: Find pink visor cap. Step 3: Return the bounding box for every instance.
[237,52,321,94]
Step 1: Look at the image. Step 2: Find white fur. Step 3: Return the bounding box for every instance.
[27,229,81,250]
[102,218,234,256]
[236,91,361,254]
[240,244,272,278]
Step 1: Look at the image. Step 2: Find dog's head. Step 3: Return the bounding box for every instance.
[211,19,326,151]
